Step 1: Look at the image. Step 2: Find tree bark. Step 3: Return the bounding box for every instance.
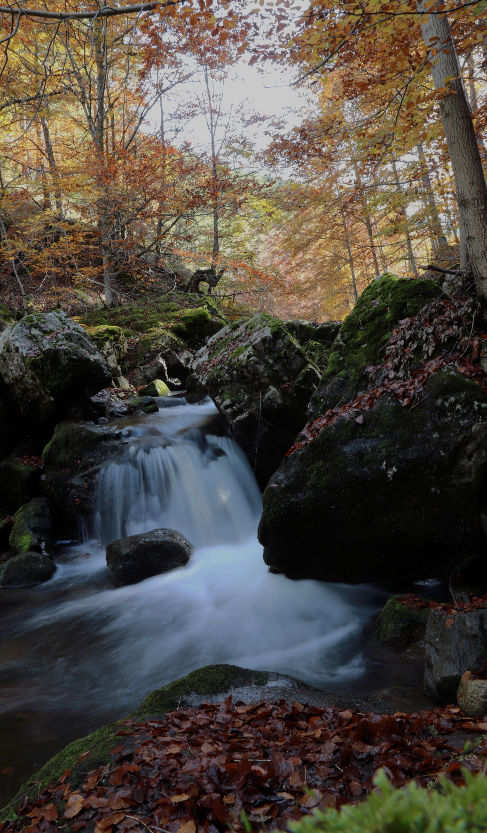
[417,2,487,299]
[41,118,62,216]
[392,160,419,277]
[94,18,114,306]
[417,143,448,254]
[340,208,358,302]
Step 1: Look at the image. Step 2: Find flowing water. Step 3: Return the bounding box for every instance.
[0,398,384,802]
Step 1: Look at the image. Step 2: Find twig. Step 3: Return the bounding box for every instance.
[124,814,169,833]
[420,264,462,276]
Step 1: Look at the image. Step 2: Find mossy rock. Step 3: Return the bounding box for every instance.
[0,457,39,513]
[139,379,170,397]
[85,325,127,372]
[374,596,430,646]
[0,515,12,549]
[127,395,158,414]
[324,273,441,392]
[2,665,268,822]
[171,307,222,348]
[9,497,52,555]
[285,320,340,347]
[42,421,110,470]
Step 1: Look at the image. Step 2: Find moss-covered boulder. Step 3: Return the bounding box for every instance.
[9,497,52,555]
[170,307,222,348]
[259,370,487,583]
[42,420,119,527]
[0,456,40,513]
[308,274,441,418]
[0,551,55,586]
[0,311,111,426]
[192,313,321,486]
[132,327,191,389]
[375,596,430,646]
[139,378,170,397]
[85,324,127,381]
[127,395,158,414]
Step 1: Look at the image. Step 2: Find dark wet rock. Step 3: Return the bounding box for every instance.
[106,528,193,586]
[375,596,430,647]
[259,370,487,583]
[42,421,119,527]
[127,395,158,414]
[192,313,321,486]
[89,390,129,420]
[424,609,487,701]
[132,328,192,390]
[0,457,40,513]
[0,516,13,549]
[170,307,223,348]
[0,311,111,427]
[0,550,55,587]
[9,498,52,555]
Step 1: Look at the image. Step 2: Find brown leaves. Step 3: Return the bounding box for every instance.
[4,700,487,833]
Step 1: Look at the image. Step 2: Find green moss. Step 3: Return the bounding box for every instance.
[133,664,269,718]
[284,770,487,833]
[303,340,331,371]
[86,324,124,342]
[140,379,170,397]
[8,498,51,554]
[127,395,158,414]
[375,596,430,646]
[325,274,441,390]
[171,307,222,347]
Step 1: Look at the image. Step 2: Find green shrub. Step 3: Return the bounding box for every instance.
[286,770,487,833]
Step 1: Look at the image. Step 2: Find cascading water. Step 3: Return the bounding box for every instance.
[0,397,383,801]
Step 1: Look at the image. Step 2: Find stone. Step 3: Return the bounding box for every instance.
[9,498,52,555]
[106,528,193,586]
[85,325,127,375]
[42,421,119,526]
[140,379,170,397]
[375,596,430,647]
[132,328,192,389]
[457,672,487,717]
[170,307,222,348]
[424,609,487,701]
[127,395,158,414]
[0,456,39,513]
[0,311,111,426]
[0,551,55,586]
[259,370,487,583]
[192,312,321,486]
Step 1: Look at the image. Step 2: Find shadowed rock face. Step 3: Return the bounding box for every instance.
[191,313,323,487]
[259,370,487,584]
[424,610,487,701]
[0,310,111,429]
[106,528,193,586]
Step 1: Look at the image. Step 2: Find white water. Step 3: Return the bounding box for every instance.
[0,398,384,793]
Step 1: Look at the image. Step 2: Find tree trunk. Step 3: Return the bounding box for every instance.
[340,208,358,302]
[204,65,220,290]
[392,160,419,277]
[94,18,114,306]
[417,2,487,299]
[41,118,62,216]
[417,143,448,254]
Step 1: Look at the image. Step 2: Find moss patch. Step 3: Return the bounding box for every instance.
[375,596,430,646]
[42,422,108,470]
[325,274,441,390]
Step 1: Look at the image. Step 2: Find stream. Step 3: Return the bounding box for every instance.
[1,398,390,802]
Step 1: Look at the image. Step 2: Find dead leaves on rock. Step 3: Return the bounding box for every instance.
[3,700,487,833]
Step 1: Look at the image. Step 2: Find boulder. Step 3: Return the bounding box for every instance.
[132,328,192,389]
[0,551,55,586]
[9,497,52,555]
[374,596,430,647]
[170,307,222,348]
[0,456,40,513]
[42,420,119,526]
[106,528,192,586]
[424,609,487,701]
[0,311,111,426]
[457,672,487,717]
[127,395,158,414]
[85,325,127,382]
[259,370,487,583]
[307,273,441,420]
[192,313,321,486]
[140,379,170,397]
